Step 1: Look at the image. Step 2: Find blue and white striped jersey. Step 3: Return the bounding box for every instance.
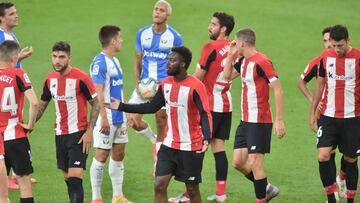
[0,28,21,68]
[136,24,183,81]
[90,52,125,125]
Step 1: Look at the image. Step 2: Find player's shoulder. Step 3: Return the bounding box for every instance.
[137,24,153,34]
[350,47,360,57]
[71,67,89,76]
[188,76,205,88]
[166,25,182,38]
[254,52,271,64]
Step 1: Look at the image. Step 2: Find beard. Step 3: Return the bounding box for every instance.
[209,31,220,40]
[52,63,68,73]
[167,66,181,76]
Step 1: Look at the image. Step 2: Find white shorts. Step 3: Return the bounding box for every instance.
[93,123,128,149]
[129,88,148,104]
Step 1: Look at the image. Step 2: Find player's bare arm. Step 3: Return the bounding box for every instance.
[270,79,286,139]
[223,40,239,81]
[78,97,99,154]
[297,79,313,103]
[19,88,39,132]
[309,76,325,132]
[94,83,110,133]
[35,100,49,122]
[18,46,33,61]
[134,51,143,88]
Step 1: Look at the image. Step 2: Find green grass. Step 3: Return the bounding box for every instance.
[8,0,360,202]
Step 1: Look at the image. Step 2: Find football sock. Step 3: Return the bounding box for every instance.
[245,171,255,182]
[345,159,358,202]
[330,153,336,178]
[340,155,347,180]
[65,180,71,200]
[90,157,104,200]
[137,126,156,144]
[20,197,34,203]
[214,151,228,195]
[319,160,337,203]
[109,157,124,196]
[67,177,84,203]
[254,178,267,200]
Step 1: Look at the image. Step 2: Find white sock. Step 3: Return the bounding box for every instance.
[90,158,105,200]
[136,126,157,144]
[109,157,124,196]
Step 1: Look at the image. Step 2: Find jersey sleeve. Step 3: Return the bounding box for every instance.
[173,33,183,47]
[80,74,97,101]
[197,43,216,71]
[256,59,278,83]
[193,82,212,142]
[135,30,142,53]
[40,79,52,102]
[234,56,245,73]
[15,69,32,92]
[90,57,107,84]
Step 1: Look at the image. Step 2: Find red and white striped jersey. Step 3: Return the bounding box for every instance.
[301,56,320,82]
[41,67,97,135]
[318,48,360,118]
[0,67,31,141]
[234,52,278,123]
[197,38,232,112]
[161,76,212,151]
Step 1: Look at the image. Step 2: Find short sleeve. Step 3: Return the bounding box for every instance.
[197,43,216,71]
[173,33,183,47]
[90,57,107,85]
[234,57,245,73]
[256,59,278,83]
[15,69,32,92]
[80,74,97,100]
[135,30,142,53]
[40,80,52,102]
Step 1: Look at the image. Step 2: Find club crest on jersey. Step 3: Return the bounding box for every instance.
[92,64,100,75]
[23,73,31,83]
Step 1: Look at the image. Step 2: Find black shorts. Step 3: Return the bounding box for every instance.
[4,137,33,176]
[317,115,360,157]
[212,112,232,140]
[56,131,88,170]
[233,121,272,154]
[155,145,204,184]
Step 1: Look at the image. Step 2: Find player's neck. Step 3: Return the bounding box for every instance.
[216,33,228,40]
[102,48,115,58]
[57,66,72,76]
[0,61,14,69]
[244,47,258,58]
[174,72,188,82]
[153,23,167,33]
[0,24,12,33]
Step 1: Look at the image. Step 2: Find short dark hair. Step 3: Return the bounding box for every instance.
[236,28,256,46]
[322,26,332,36]
[171,46,192,69]
[0,40,19,61]
[330,24,349,41]
[213,12,235,36]
[99,25,120,48]
[52,41,71,54]
[0,2,14,17]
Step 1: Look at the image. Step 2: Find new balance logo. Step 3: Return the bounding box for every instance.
[188,177,195,181]
[356,149,360,154]
[74,161,81,166]
[251,146,257,150]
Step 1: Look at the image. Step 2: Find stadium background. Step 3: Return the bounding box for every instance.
[10,0,360,202]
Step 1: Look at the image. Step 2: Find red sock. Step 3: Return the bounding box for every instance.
[256,198,266,203]
[215,180,226,195]
[339,170,346,180]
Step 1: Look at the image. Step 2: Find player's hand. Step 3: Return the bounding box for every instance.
[100,116,110,134]
[274,119,286,139]
[126,113,135,128]
[317,101,323,113]
[104,97,120,110]
[197,140,209,153]
[78,129,92,154]
[18,122,34,134]
[228,40,238,56]
[309,112,317,133]
[19,46,33,60]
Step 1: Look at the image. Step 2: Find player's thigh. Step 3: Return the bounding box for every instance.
[174,150,204,184]
[233,122,247,150]
[68,131,88,170]
[246,122,272,154]
[232,148,248,167]
[0,160,8,197]
[155,145,176,177]
[317,115,338,149]
[340,117,360,158]
[212,112,232,140]
[4,137,33,176]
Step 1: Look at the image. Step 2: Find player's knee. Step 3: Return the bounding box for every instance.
[154,180,166,193]
[111,152,125,161]
[186,184,199,198]
[317,152,331,162]
[95,149,110,163]
[344,156,357,163]
[232,158,245,171]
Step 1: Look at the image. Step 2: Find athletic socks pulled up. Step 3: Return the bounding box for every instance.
[90,157,105,200]
[67,177,84,203]
[109,157,124,196]
[20,197,34,203]
[254,178,267,200]
[214,151,228,195]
